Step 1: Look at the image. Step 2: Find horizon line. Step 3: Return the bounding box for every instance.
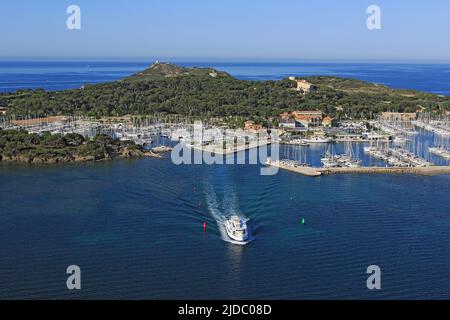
[1,57,450,64]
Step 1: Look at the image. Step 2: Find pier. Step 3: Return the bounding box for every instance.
[319,166,450,176]
[266,160,322,177]
[267,161,450,177]
[189,141,271,155]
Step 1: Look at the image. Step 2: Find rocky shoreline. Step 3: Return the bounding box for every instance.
[0,146,168,165]
[0,129,172,165]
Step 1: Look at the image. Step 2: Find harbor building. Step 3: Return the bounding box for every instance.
[292,110,323,128]
[322,116,334,127]
[13,116,69,127]
[279,111,334,129]
[244,121,263,133]
[279,112,296,129]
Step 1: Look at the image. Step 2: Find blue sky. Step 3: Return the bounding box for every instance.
[1,0,449,61]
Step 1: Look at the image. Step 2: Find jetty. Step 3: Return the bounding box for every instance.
[266,160,322,177]
[189,141,271,155]
[267,160,450,177]
[319,166,450,176]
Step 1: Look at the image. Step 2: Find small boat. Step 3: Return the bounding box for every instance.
[290,139,310,147]
[224,215,249,243]
[321,143,340,168]
[393,136,410,145]
[303,136,333,144]
[160,130,170,138]
[321,156,340,168]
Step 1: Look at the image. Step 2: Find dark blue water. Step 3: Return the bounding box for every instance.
[1,62,450,299]
[1,155,449,299]
[1,61,450,96]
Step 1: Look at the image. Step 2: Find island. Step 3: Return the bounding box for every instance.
[1,61,448,124]
[0,62,449,166]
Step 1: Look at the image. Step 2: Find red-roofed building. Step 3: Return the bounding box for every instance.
[322,116,334,127]
[292,110,323,128]
[279,111,334,129]
[244,121,263,133]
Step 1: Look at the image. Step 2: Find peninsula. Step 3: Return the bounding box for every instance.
[1,62,448,125]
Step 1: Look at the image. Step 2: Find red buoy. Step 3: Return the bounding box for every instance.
[203,222,207,232]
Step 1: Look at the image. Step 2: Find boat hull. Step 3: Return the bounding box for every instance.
[224,219,249,243]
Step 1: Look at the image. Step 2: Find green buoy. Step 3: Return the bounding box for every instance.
[301,218,305,225]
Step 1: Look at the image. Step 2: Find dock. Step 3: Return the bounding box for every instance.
[266,161,322,177]
[189,141,271,155]
[319,166,450,176]
[267,162,450,177]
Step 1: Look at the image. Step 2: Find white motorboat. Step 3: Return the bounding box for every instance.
[290,139,310,146]
[429,147,450,160]
[303,136,333,144]
[224,215,249,243]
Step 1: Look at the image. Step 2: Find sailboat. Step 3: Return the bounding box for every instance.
[321,143,340,168]
[429,134,450,160]
[339,138,362,168]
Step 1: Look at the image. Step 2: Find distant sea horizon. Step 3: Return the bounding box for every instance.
[1,60,450,96]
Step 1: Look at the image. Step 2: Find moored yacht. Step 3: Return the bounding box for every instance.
[290,139,310,146]
[321,156,340,168]
[303,136,333,144]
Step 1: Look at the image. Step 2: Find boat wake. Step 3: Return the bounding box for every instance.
[204,180,254,245]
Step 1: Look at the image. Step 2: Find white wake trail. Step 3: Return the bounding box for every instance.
[203,179,253,245]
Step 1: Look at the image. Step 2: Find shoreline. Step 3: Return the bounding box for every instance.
[0,149,166,165]
[0,129,173,165]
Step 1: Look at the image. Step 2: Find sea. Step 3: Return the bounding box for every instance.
[0,61,450,299]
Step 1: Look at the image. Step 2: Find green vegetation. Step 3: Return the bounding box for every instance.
[1,63,448,123]
[0,129,144,164]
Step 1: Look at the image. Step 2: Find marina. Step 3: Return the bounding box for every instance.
[413,112,450,137]
[275,111,450,175]
[2,111,449,172]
